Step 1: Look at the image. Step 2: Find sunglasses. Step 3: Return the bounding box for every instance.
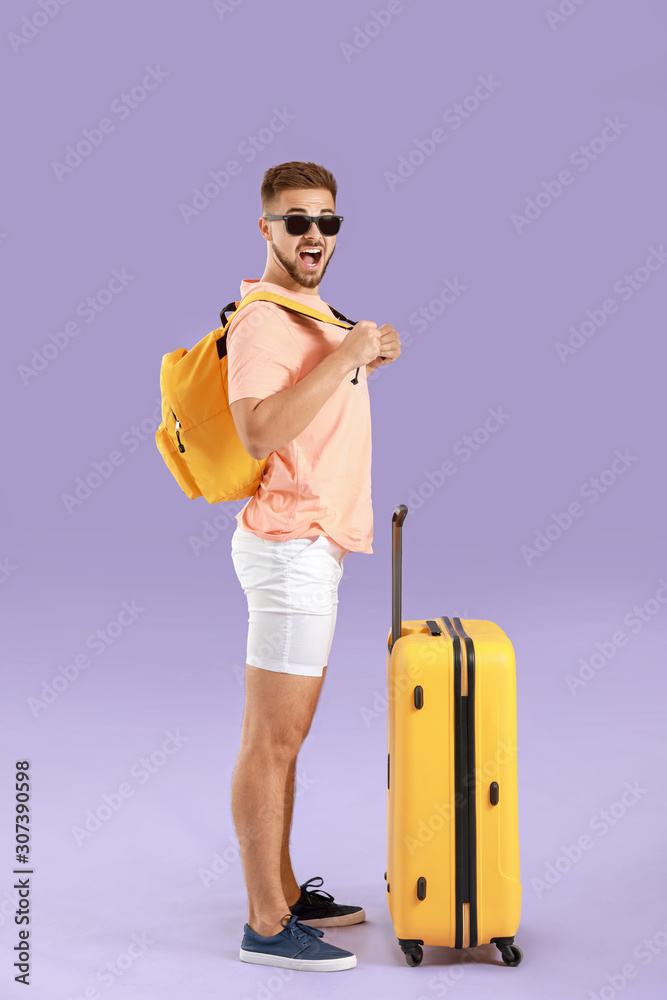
[263,214,344,237]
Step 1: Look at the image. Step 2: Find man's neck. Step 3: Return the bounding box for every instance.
[258,269,320,296]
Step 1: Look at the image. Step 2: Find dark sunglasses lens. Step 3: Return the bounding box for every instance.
[317,216,341,236]
[285,215,310,235]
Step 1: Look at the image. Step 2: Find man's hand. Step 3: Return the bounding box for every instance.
[366,324,401,375]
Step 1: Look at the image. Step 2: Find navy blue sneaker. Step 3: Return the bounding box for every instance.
[239,913,356,971]
[288,876,366,928]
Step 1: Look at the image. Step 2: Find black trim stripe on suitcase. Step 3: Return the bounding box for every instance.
[427,617,477,950]
[438,617,468,949]
[452,617,478,949]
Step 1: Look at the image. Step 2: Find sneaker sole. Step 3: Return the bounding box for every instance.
[294,908,366,929]
[239,948,356,971]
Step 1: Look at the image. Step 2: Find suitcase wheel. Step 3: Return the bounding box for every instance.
[500,944,523,967]
[399,940,423,966]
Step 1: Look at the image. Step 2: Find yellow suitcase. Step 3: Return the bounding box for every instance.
[385,504,523,967]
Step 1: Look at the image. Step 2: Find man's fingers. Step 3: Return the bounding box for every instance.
[379,329,399,343]
[375,324,401,364]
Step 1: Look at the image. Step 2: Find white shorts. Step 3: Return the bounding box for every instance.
[230,524,349,677]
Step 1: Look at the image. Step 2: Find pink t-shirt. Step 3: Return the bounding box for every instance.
[227,279,373,554]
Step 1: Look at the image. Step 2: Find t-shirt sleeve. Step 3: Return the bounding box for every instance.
[227,302,303,405]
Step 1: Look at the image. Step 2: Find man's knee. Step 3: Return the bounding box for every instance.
[241,706,309,756]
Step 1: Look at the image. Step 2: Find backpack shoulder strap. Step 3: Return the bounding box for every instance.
[327,304,356,326]
[217,291,356,359]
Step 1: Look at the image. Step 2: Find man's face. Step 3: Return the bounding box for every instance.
[260,187,337,291]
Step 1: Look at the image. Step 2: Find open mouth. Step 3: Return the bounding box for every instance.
[298,247,323,269]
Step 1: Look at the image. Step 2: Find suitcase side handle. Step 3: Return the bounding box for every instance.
[391,504,408,652]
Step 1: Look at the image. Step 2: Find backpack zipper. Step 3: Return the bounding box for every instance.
[170,406,185,452]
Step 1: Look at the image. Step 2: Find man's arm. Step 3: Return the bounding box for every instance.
[230,345,355,460]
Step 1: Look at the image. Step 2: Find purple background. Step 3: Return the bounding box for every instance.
[2,0,666,997]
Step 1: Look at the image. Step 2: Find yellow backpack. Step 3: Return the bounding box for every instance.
[155,290,357,504]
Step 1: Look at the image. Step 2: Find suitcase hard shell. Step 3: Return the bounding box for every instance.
[385,504,523,967]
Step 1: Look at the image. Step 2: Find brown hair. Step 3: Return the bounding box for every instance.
[261,161,337,214]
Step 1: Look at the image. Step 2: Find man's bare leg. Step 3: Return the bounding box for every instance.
[280,756,302,908]
[280,665,326,907]
[231,663,326,937]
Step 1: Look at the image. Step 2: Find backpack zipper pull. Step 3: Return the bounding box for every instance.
[175,419,185,452]
[170,407,185,452]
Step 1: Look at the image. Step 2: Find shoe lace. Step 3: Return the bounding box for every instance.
[281,913,324,941]
[299,875,335,905]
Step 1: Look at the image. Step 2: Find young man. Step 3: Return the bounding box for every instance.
[227,161,400,972]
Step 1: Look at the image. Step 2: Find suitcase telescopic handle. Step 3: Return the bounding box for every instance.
[391,504,408,652]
